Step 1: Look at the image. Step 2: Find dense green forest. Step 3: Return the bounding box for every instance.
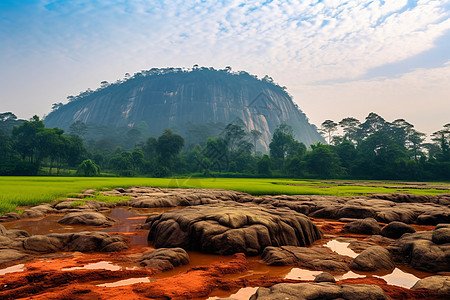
[1,111,449,180]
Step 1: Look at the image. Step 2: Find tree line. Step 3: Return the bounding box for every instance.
[1,112,449,180]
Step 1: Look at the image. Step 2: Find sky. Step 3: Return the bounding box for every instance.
[0,0,449,136]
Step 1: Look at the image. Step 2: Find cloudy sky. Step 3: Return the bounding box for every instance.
[1,0,449,135]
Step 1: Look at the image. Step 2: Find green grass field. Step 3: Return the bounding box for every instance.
[0,176,448,214]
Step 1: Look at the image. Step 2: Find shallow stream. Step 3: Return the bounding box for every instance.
[1,207,435,299]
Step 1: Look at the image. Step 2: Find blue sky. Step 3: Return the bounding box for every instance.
[1,0,449,134]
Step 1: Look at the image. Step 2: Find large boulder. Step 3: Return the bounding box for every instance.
[343,218,381,235]
[139,248,189,271]
[381,221,415,239]
[146,203,322,255]
[58,212,117,226]
[349,246,395,271]
[387,230,450,273]
[412,275,450,297]
[249,282,387,300]
[23,235,63,252]
[261,246,352,272]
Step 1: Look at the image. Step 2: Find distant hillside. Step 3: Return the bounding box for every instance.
[45,67,324,149]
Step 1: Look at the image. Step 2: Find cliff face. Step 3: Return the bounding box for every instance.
[45,68,324,149]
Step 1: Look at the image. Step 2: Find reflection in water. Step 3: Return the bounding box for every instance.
[97,277,154,287]
[285,268,322,280]
[207,287,259,300]
[61,261,121,271]
[0,264,25,275]
[323,240,358,258]
[376,268,420,289]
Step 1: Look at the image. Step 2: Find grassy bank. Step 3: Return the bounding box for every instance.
[0,176,448,214]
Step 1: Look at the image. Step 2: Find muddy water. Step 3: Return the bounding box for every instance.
[0,207,437,299]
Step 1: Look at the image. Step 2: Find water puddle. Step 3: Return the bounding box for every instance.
[375,268,420,289]
[207,287,259,300]
[323,240,358,258]
[0,264,25,275]
[285,268,323,280]
[97,277,155,287]
[61,261,121,271]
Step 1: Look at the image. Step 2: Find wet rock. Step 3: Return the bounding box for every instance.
[262,246,352,272]
[58,212,117,226]
[0,212,20,222]
[139,248,189,271]
[146,203,322,255]
[249,282,387,300]
[0,249,28,267]
[343,218,381,235]
[432,226,450,245]
[350,246,395,271]
[314,272,335,283]
[412,275,450,297]
[381,221,416,239]
[387,230,450,273]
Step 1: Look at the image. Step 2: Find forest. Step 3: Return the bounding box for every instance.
[1,111,449,181]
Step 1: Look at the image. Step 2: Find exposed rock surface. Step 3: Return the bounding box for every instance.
[139,248,189,271]
[249,282,387,300]
[388,228,450,273]
[343,218,381,235]
[381,221,416,239]
[261,246,352,272]
[58,211,117,226]
[350,246,395,271]
[146,203,322,255]
[0,212,20,222]
[412,275,450,297]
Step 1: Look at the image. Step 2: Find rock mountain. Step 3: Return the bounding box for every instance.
[45,68,324,149]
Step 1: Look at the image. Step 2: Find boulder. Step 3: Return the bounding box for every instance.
[58,212,117,226]
[343,218,381,235]
[387,230,450,273]
[350,246,395,271]
[23,235,64,252]
[381,221,416,239]
[6,229,30,239]
[0,249,28,267]
[65,232,127,252]
[412,275,450,297]
[432,226,450,245]
[249,282,387,300]
[139,248,189,271]
[262,246,352,272]
[313,272,335,283]
[146,203,322,256]
[20,232,127,253]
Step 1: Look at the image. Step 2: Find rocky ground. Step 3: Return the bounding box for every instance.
[0,187,449,299]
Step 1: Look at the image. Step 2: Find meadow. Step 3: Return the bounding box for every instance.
[0,176,449,214]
